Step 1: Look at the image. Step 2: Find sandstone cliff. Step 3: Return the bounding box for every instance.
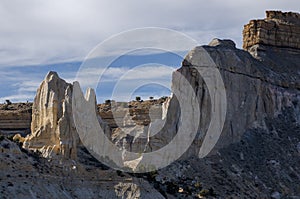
[243,10,300,50]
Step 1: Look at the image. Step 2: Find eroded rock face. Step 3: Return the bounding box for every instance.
[23,71,79,159]
[179,38,300,153]
[243,10,300,50]
[98,100,166,153]
[0,103,32,132]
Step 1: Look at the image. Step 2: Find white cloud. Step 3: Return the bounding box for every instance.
[14,80,40,93]
[0,0,299,66]
[0,0,299,102]
[100,65,174,81]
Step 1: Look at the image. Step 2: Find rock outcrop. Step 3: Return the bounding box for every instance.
[243,10,300,50]
[178,37,300,154]
[98,99,165,129]
[0,103,31,132]
[98,99,166,153]
[23,71,79,159]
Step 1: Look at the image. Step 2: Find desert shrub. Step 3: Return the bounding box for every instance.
[199,189,210,196]
[5,99,12,105]
[135,96,141,101]
[7,135,14,142]
[199,188,216,197]
[159,96,168,101]
[194,182,202,188]
[116,170,125,177]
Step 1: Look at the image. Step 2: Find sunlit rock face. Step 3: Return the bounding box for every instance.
[181,38,300,154]
[23,71,79,159]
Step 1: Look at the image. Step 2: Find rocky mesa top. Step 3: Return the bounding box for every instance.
[243,10,300,50]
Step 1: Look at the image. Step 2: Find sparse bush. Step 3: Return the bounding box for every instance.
[198,188,215,197]
[116,170,125,177]
[7,135,14,141]
[105,99,111,104]
[135,96,141,101]
[194,182,202,188]
[149,96,154,100]
[147,170,158,181]
[159,96,168,101]
[199,189,209,196]
[5,99,12,105]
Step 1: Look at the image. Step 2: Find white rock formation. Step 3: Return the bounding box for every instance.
[23,71,79,159]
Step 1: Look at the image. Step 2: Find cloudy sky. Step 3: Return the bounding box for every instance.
[0,0,299,102]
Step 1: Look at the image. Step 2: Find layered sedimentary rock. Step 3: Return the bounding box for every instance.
[98,100,166,153]
[98,100,164,129]
[23,72,79,159]
[243,10,300,50]
[0,103,31,132]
